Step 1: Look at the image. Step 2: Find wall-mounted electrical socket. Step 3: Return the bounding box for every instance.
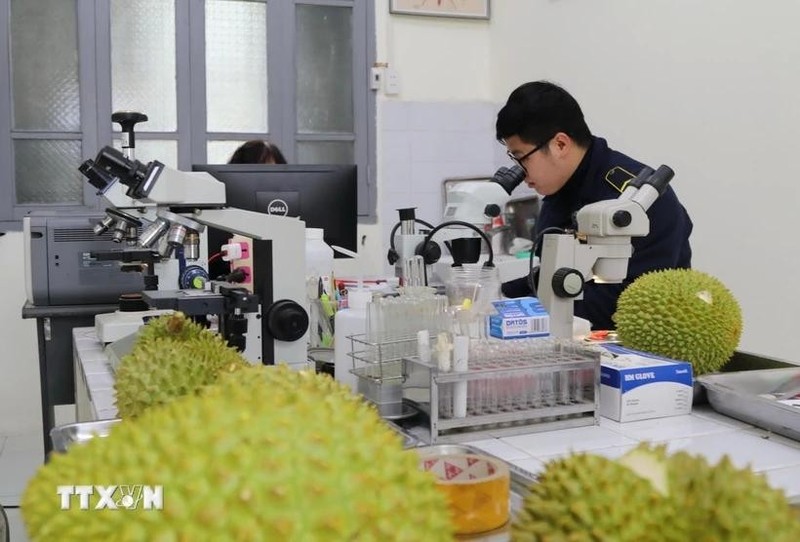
[384,68,401,95]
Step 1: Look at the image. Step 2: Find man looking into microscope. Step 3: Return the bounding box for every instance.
[497,81,693,330]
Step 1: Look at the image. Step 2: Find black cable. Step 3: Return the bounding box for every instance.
[528,226,566,296]
[216,268,248,283]
[421,220,495,267]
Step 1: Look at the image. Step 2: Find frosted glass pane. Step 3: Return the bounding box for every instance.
[206,0,268,133]
[296,5,353,133]
[297,141,353,165]
[111,0,177,131]
[207,140,248,164]
[10,0,80,131]
[113,139,179,169]
[14,140,83,204]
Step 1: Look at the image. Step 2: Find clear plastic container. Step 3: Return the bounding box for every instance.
[445,264,502,339]
[445,264,502,312]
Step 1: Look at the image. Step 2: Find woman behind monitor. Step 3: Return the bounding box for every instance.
[228,140,287,165]
[209,140,287,279]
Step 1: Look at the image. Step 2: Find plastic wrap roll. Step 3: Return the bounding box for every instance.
[419,452,510,535]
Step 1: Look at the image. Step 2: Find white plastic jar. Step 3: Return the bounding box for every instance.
[305,228,334,295]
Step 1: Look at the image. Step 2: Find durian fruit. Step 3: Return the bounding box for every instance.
[511,452,671,541]
[114,312,248,418]
[658,448,800,541]
[133,310,208,342]
[613,269,743,375]
[22,365,453,542]
[513,443,800,541]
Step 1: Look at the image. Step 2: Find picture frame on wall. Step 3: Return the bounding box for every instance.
[389,0,490,20]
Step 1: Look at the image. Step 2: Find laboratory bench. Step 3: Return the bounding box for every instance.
[70,326,800,508]
[21,302,119,457]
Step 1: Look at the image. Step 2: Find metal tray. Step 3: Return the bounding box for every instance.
[50,418,121,453]
[415,444,535,541]
[699,367,800,442]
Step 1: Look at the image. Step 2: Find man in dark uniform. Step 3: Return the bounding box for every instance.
[498,81,693,330]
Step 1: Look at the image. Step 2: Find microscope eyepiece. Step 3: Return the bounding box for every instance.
[492,165,526,195]
[78,145,164,199]
[79,159,116,193]
[646,165,675,195]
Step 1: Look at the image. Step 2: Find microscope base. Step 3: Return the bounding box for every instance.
[95,309,174,344]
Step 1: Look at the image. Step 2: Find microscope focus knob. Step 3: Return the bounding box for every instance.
[484,203,501,218]
[265,299,309,342]
[612,210,632,228]
[552,267,584,298]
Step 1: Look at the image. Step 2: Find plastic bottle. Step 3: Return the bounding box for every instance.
[305,228,334,295]
[334,287,372,393]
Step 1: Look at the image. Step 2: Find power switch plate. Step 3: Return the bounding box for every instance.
[384,68,401,95]
[370,67,382,91]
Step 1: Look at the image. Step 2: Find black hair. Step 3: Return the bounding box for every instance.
[496,81,592,148]
[228,140,287,164]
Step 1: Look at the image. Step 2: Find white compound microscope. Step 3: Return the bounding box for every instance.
[536,165,674,339]
[79,138,309,367]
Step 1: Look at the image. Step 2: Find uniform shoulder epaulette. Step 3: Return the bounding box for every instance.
[604,166,636,193]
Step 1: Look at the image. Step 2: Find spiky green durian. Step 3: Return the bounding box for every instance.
[613,269,743,375]
[114,312,249,418]
[513,443,800,541]
[133,310,206,342]
[661,449,800,541]
[22,365,453,542]
[512,452,670,541]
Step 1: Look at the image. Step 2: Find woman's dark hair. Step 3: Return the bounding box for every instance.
[228,140,287,164]
[496,81,592,148]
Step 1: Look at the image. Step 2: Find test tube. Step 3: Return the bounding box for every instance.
[452,335,469,418]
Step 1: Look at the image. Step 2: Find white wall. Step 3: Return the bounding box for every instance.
[489,0,800,360]
[375,0,492,102]
[349,0,501,280]
[0,232,42,434]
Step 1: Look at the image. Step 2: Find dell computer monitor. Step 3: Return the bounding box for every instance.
[192,163,358,257]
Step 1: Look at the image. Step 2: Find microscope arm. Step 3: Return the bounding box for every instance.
[537,165,674,339]
[191,208,309,364]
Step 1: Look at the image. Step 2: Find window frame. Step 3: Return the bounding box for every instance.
[0,0,376,230]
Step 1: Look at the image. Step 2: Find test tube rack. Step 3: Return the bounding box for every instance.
[402,339,601,443]
[349,333,439,418]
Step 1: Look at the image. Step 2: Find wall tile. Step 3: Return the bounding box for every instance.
[409,131,445,163]
[381,131,412,167]
[381,100,410,131]
[407,102,451,131]
[382,156,413,194]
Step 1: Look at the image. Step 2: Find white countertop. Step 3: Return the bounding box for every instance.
[466,406,800,501]
[73,327,800,502]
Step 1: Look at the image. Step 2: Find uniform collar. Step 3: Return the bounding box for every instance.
[547,136,605,203]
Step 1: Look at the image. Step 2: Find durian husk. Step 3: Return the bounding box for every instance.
[22,365,454,542]
[512,442,800,541]
[114,312,249,418]
[512,452,670,541]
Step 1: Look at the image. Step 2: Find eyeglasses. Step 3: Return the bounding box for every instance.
[506,137,552,171]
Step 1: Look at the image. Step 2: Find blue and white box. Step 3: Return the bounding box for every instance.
[488,297,549,339]
[599,344,693,422]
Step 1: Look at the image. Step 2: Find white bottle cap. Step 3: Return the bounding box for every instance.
[347,289,372,310]
[306,228,325,240]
